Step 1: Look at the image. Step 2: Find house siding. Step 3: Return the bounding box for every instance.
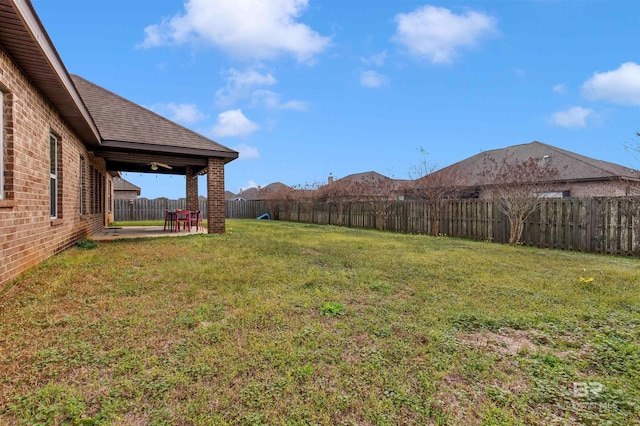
[0,49,110,286]
[567,181,637,197]
[476,180,637,199]
[114,190,139,200]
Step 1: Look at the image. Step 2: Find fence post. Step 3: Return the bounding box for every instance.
[114,196,640,255]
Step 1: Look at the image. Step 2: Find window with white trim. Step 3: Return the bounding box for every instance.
[79,156,85,214]
[0,91,4,200]
[89,165,104,214]
[50,133,58,218]
[107,179,112,213]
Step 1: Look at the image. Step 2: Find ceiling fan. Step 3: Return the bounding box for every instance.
[150,161,172,171]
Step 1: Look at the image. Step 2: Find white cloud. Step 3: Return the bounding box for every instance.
[552,83,567,94]
[216,67,277,107]
[251,90,308,110]
[360,70,389,88]
[210,109,259,138]
[149,102,207,124]
[140,0,330,63]
[582,62,640,105]
[360,51,388,67]
[234,143,260,160]
[244,180,259,189]
[393,5,497,64]
[512,68,526,77]
[551,106,594,128]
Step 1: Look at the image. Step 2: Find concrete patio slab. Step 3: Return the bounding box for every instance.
[91,226,206,241]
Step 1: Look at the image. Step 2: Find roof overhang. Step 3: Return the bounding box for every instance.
[2,1,240,176]
[0,0,101,146]
[93,140,239,175]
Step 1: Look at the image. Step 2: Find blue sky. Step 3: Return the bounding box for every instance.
[33,0,640,198]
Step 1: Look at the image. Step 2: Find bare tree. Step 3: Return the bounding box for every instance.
[292,181,322,223]
[623,132,640,164]
[613,132,640,195]
[408,147,467,235]
[260,188,281,220]
[351,177,400,231]
[261,184,296,220]
[316,177,356,226]
[483,155,560,244]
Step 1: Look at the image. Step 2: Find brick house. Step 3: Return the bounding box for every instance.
[0,0,238,286]
[418,141,640,199]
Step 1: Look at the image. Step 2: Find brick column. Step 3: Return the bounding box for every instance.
[207,158,225,234]
[186,166,198,211]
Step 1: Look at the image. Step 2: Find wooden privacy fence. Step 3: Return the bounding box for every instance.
[115,197,640,255]
[114,198,267,221]
[270,197,640,256]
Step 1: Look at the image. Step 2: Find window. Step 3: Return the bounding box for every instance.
[79,156,85,214]
[90,165,104,214]
[50,133,58,218]
[0,91,4,200]
[107,179,112,213]
[0,89,14,204]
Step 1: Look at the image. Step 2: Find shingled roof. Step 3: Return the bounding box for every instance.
[71,75,238,174]
[428,141,640,187]
[335,171,391,184]
[113,177,141,194]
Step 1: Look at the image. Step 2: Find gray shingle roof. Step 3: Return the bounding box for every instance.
[430,141,640,187]
[71,75,237,159]
[336,171,392,184]
[113,177,141,192]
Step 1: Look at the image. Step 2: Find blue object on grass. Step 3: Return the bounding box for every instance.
[257,213,271,220]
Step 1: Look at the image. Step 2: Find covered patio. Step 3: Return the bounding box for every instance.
[72,75,238,234]
[92,225,207,241]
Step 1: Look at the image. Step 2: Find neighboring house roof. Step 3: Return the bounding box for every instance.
[225,191,237,200]
[0,0,100,145]
[335,171,393,185]
[237,187,260,200]
[427,141,640,188]
[113,177,141,195]
[261,182,290,193]
[235,183,293,200]
[71,75,238,174]
[331,171,406,195]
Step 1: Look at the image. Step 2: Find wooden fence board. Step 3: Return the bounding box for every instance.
[270,197,640,256]
[115,197,640,256]
[115,199,267,221]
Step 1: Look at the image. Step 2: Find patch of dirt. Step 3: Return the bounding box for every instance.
[301,248,322,256]
[459,328,538,355]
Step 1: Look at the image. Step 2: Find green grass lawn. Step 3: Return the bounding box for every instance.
[1,220,639,425]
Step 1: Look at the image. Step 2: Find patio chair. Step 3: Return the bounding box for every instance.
[163,210,175,231]
[174,209,191,232]
[190,210,203,231]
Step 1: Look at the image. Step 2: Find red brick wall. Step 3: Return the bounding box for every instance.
[0,50,107,287]
[186,167,199,211]
[478,180,638,199]
[207,158,225,234]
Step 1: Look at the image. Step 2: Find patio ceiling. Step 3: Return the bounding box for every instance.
[92,142,230,176]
